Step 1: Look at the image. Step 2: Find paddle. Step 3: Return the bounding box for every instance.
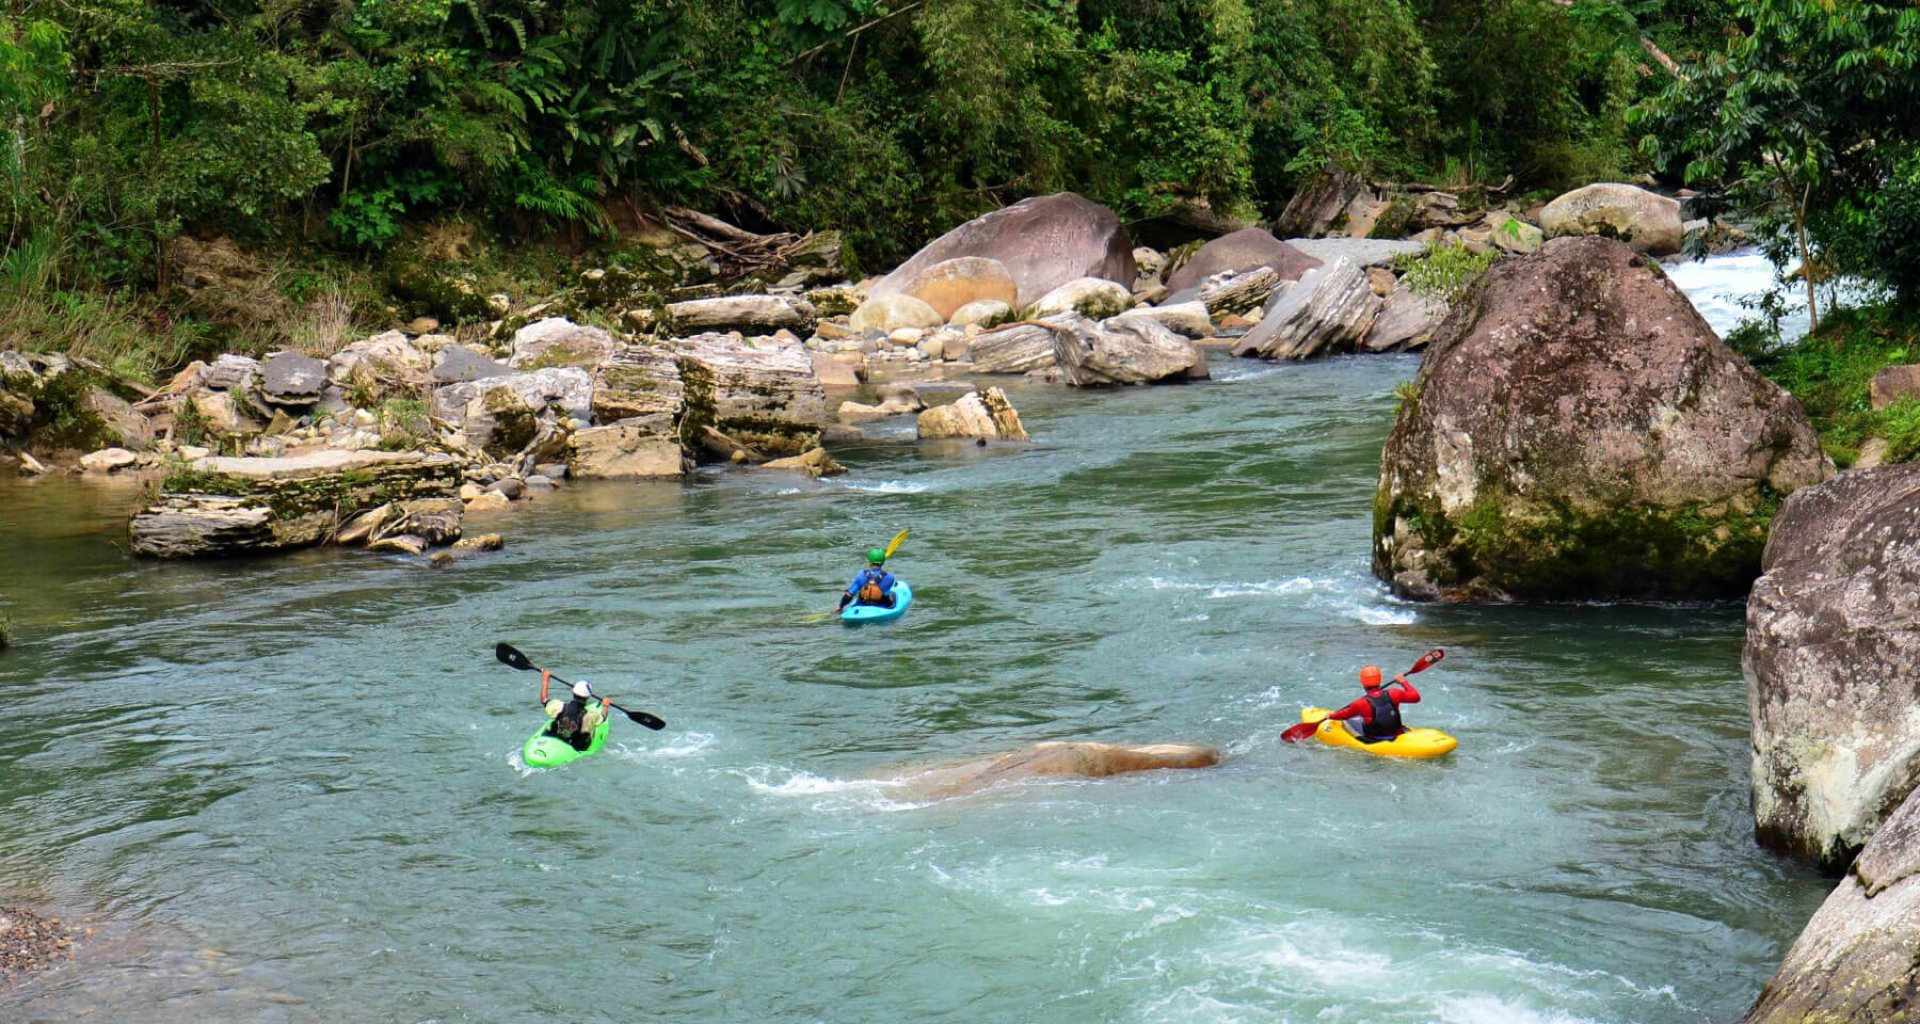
[494,642,667,730]
[1280,648,1445,744]
[804,529,910,622]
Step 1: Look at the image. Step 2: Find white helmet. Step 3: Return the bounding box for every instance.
[571,680,593,699]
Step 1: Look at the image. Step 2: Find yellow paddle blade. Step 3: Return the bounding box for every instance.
[884,529,909,559]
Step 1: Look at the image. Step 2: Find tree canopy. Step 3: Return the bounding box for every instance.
[0,0,1724,285]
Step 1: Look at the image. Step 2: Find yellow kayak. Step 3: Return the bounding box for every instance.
[1300,707,1457,759]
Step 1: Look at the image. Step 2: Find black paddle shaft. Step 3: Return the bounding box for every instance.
[494,643,667,730]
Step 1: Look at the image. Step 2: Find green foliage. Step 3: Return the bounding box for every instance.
[1,0,1739,339]
[376,397,432,451]
[1744,304,1920,462]
[1637,0,1920,308]
[1393,242,1498,303]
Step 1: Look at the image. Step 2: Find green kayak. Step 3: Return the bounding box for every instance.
[522,717,610,768]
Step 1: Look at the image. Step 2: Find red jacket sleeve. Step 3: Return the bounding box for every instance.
[1391,677,1421,704]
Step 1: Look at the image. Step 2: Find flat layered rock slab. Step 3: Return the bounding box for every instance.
[188,449,440,480]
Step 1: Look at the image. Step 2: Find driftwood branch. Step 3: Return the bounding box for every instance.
[661,205,824,277]
[1372,174,1515,195]
[786,1,927,65]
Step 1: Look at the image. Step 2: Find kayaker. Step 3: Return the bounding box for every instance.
[837,549,897,612]
[541,675,608,751]
[1321,665,1420,743]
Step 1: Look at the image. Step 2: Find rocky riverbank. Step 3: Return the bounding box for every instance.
[0,906,77,988]
[0,177,1724,563]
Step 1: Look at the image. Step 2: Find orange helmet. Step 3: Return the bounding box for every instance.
[1359,665,1383,689]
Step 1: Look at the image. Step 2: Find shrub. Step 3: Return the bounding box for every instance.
[1394,242,1498,303]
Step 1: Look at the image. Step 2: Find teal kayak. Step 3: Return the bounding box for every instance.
[522,717,610,767]
[842,579,912,623]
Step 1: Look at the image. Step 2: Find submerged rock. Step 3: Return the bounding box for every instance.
[1373,236,1831,601]
[1747,464,1920,871]
[877,741,1221,801]
[916,387,1029,442]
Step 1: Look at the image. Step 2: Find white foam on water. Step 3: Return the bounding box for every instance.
[1209,362,1288,383]
[1428,994,1605,1024]
[738,765,931,812]
[834,479,929,494]
[1135,572,1418,625]
[613,731,714,761]
[1118,912,1648,1024]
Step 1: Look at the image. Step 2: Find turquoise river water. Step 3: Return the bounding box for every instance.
[0,346,1830,1023]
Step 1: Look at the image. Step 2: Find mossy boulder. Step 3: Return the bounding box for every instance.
[1747,464,1920,872]
[129,450,463,558]
[387,261,493,322]
[1373,236,1832,601]
[674,332,825,457]
[1739,781,1920,1023]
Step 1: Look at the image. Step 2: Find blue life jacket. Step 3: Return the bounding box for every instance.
[848,567,895,605]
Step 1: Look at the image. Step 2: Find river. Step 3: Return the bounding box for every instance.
[0,255,1832,1023]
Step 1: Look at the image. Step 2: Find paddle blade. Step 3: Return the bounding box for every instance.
[884,529,909,559]
[1407,648,1445,675]
[613,704,667,730]
[1280,720,1320,744]
[496,643,535,671]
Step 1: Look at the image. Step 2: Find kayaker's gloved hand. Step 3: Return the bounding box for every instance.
[837,594,851,610]
[1392,674,1408,687]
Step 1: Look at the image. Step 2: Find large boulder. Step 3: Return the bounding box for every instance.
[570,418,687,479]
[1060,315,1208,386]
[675,332,826,456]
[259,352,328,406]
[1538,183,1685,257]
[432,368,594,456]
[129,450,462,558]
[916,387,1029,441]
[1362,288,1449,352]
[1740,784,1920,1023]
[876,741,1220,801]
[868,192,1136,309]
[965,314,1204,384]
[969,315,1071,375]
[849,293,943,334]
[1870,365,1920,410]
[591,344,685,423]
[1229,258,1382,360]
[508,318,615,371]
[1189,266,1282,318]
[1373,236,1832,601]
[1274,164,1368,239]
[1164,228,1321,299]
[1746,464,1920,870]
[1027,277,1132,320]
[899,257,1018,321]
